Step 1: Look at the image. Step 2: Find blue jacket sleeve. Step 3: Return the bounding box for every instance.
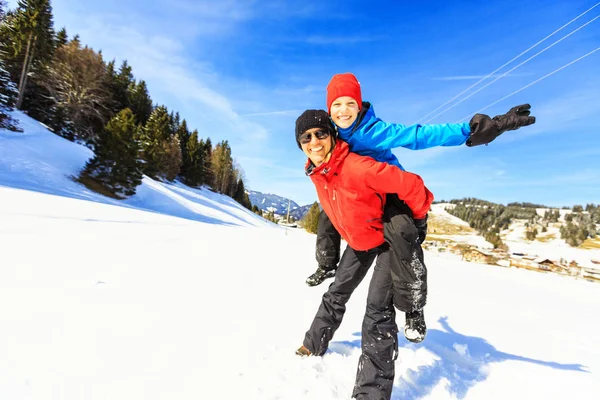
[357,118,471,151]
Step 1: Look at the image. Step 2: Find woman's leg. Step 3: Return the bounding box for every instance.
[352,249,398,400]
[303,246,378,356]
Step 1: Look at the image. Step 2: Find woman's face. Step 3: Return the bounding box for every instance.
[300,127,333,166]
[330,96,359,129]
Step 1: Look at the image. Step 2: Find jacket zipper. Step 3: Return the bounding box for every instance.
[332,185,349,239]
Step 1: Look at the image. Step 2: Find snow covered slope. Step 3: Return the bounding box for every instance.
[0,111,271,228]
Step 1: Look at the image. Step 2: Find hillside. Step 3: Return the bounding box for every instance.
[428,203,600,271]
[0,111,273,228]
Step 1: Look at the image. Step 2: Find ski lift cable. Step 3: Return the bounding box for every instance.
[414,2,600,125]
[453,46,600,123]
[422,13,600,124]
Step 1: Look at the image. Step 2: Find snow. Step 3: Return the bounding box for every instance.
[1,111,600,399]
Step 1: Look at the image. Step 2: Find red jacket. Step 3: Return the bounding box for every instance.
[306,140,434,251]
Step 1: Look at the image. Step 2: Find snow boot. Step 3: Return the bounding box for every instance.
[404,309,427,343]
[295,345,312,357]
[305,265,336,287]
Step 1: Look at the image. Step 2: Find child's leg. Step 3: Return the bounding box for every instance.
[382,194,428,313]
[352,249,397,400]
[306,210,341,286]
[303,246,378,356]
[316,209,341,267]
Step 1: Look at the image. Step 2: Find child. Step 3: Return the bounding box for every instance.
[307,72,536,343]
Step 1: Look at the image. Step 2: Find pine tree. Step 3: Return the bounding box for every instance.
[160,134,182,181]
[181,129,205,187]
[141,105,182,180]
[78,108,144,198]
[55,27,67,47]
[169,110,180,135]
[108,60,133,114]
[127,80,152,125]
[0,55,20,131]
[0,0,55,109]
[202,137,214,188]
[302,202,321,234]
[211,140,233,194]
[233,177,251,209]
[176,119,190,160]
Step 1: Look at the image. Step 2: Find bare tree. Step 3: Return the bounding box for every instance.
[40,40,111,140]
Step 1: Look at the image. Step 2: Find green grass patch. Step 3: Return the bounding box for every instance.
[428,214,475,235]
[74,175,124,200]
[536,233,556,243]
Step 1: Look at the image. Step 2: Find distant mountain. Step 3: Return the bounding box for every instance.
[289,204,313,221]
[247,190,310,218]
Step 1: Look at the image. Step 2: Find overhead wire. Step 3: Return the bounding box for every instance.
[453,46,600,123]
[421,13,600,123]
[413,2,600,124]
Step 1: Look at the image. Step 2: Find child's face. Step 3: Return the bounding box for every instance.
[330,96,359,129]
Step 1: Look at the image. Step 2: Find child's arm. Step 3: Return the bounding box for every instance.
[362,158,434,219]
[356,104,536,151]
[356,118,470,151]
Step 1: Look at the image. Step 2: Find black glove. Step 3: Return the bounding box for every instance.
[466,104,536,147]
[413,215,428,245]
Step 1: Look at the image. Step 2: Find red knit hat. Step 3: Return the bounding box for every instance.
[326,73,362,113]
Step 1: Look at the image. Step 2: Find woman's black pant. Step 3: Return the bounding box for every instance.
[303,244,398,400]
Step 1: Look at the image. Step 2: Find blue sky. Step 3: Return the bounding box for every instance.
[7,0,600,207]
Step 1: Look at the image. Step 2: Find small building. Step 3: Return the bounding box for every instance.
[510,257,545,272]
[533,257,560,272]
[463,247,496,264]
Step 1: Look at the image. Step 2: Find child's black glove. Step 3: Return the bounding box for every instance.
[467,104,536,147]
[413,215,428,245]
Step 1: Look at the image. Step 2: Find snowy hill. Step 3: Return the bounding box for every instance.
[1,111,600,399]
[0,111,272,228]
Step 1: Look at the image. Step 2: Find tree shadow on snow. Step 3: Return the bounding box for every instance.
[328,316,588,399]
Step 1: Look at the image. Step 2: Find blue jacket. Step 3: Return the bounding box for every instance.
[337,102,471,170]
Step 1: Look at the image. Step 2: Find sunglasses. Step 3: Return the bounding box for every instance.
[299,129,331,145]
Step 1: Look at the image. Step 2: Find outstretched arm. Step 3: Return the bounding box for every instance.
[355,103,536,151]
[356,118,470,151]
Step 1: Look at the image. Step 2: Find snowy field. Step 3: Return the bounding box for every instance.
[1,112,600,399]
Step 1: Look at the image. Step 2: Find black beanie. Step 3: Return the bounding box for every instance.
[295,109,335,149]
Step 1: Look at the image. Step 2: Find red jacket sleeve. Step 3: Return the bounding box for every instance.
[362,158,434,219]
